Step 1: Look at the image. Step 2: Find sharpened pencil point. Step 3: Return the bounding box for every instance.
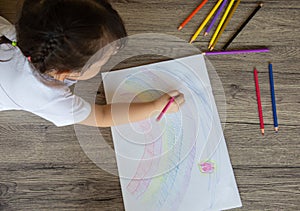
[178,26,183,31]
[275,127,279,132]
[259,2,264,7]
[261,129,265,136]
[204,32,208,36]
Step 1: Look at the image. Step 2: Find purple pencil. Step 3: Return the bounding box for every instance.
[205,0,228,36]
[202,49,270,55]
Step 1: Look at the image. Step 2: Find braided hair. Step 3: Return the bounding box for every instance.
[1,0,127,74]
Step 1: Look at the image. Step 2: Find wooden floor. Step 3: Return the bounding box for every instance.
[0,0,299,210]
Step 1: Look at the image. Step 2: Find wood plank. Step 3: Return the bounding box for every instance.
[1,122,298,166]
[233,167,300,210]
[0,164,299,210]
[225,124,300,166]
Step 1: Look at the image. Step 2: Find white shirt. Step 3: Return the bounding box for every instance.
[0,16,91,127]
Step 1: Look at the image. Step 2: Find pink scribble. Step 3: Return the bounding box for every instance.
[198,161,215,173]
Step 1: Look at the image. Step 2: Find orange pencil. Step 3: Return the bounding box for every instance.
[178,0,208,30]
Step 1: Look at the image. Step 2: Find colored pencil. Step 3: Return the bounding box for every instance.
[205,0,227,36]
[156,97,175,121]
[202,48,269,55]
[222,2,264,50]
[208,0,235,49]
[178,0,208,31]
[190,0,224,43]
[254,68,264,136]
[269,63,279,132]
[210,0,241,50]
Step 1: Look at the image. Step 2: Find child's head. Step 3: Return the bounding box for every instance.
[13,0,127,76]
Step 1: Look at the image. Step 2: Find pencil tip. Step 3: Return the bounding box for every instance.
[178,26,183,31]
[259,2,264,7]
[204,32,208,36]
[261,129,265,136]
[189,40,194,44]
[275,127,279,132]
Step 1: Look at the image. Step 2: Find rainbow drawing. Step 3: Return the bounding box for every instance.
[102,54,242,211]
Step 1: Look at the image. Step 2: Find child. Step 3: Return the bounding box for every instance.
[0,0,184,127]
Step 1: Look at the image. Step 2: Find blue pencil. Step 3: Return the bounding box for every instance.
[269,63,279,132]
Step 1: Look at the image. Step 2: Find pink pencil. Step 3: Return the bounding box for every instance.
[156,97,175,121]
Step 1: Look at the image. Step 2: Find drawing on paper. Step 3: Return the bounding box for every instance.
[102,55,242,211]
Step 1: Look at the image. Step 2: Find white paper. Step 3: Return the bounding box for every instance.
[102,54,242,211]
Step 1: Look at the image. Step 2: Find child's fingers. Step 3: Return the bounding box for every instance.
[167,90,180,98]
[167,90,184,104]
[169,93,184,113]
[174,93,185,106]
[156,90,185,112]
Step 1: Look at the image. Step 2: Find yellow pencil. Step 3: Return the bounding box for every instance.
[189,0,224,44]
[210,0,241,50]
[208,0,235,49]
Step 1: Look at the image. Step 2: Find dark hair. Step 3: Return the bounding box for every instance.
[0,0,127,74]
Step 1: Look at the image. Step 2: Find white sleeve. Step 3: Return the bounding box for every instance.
[0,17,91,127]
[31,92,92,127]
[0,16,16,40]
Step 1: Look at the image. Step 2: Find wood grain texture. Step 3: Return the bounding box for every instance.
[0,0,300,210]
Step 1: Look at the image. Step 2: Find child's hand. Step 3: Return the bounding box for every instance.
[154,90,185,114]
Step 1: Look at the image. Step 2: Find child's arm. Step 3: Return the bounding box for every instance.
[78,90,184,127]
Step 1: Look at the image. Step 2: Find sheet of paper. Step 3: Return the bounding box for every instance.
[102,54,242,211]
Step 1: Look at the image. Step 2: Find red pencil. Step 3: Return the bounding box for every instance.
[156,97,175,121]
[254,68,264,136]
[178,0,208,30]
